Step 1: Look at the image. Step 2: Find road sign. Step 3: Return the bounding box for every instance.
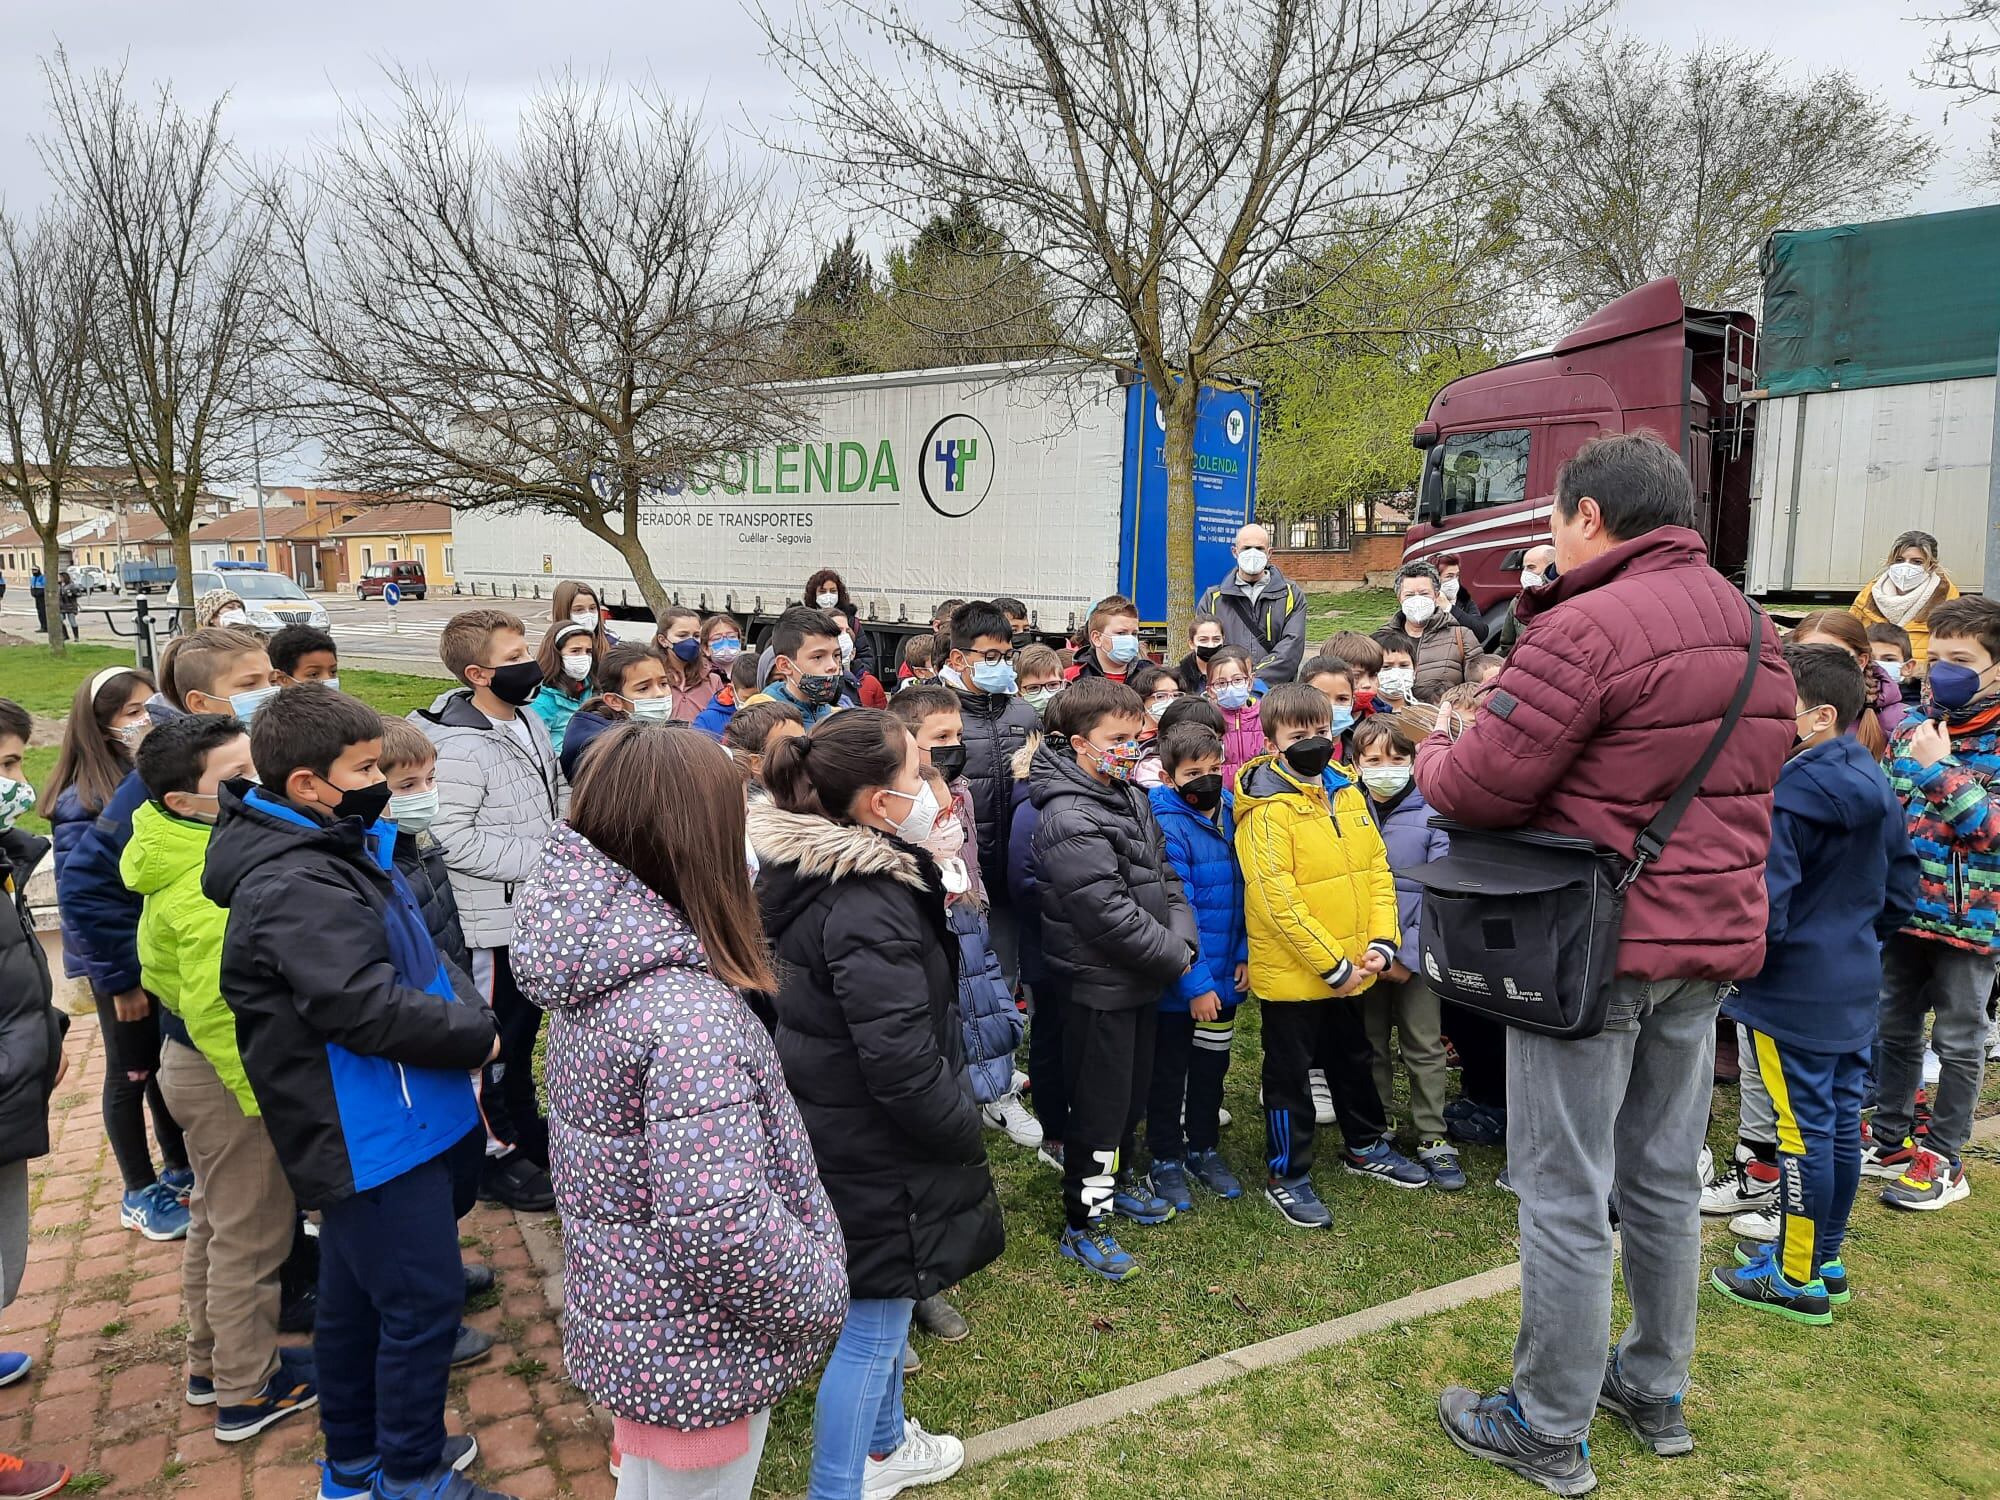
[383,582,402,607]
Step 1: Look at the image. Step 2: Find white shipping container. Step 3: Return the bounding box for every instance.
[453,363,1134,629]
[1747,375,1995,596]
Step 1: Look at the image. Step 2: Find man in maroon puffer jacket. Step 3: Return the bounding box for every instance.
[1420,433,1794,1494]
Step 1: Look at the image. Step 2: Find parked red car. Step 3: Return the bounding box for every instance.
[357,560,428,600]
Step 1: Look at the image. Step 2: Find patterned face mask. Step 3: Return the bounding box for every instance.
[1076,736,1143,781]
[0,776,33,831]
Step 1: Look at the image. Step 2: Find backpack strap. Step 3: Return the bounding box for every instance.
[1621,597,1766,889]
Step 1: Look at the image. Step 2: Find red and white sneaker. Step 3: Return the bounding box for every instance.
[1699,1143,1780,1215]
[1880,1148,1970,1211]
[1860,1127,1918,1180]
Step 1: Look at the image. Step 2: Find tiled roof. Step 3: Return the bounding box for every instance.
[330,500,454,537]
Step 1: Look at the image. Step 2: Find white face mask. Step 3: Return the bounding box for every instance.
[1886,561,1929,592]
[571,610,600,631]
[218,609,250,627]
[838,633,855,665]
[817,590,841,609]
[880,779,941,845]
[1236,547,1268,578]
[323,676,341,694]
[1520,570,1546,591]
[387,787,440,833]
[1440,578,1460,605]
[1401,593,1437,625]
[561,653,592,681]
[630,694,674,721]
[1379,665,1416,700]
[1359,764,1413,798]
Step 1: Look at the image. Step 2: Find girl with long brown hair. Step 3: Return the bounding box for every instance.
[513,723,845,1500]
[549,579,612,656]
[1791,610,1900,759]
[526,621,599,750]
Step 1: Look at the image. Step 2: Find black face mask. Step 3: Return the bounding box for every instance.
[1282,736,1335,780]
[487,660,545,707]
[1176,773,1223,813]
[1194,643,1223,663]
[929,744,968,782]
[327,779,392,826]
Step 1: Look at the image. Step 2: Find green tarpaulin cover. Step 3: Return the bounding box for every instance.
[1759,204,2000,397]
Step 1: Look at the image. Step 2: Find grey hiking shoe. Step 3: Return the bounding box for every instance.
[1438,1386,1597,1496]
[1596,1355,1692,1456]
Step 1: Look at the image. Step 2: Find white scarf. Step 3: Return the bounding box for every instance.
[1871,567,1943,627]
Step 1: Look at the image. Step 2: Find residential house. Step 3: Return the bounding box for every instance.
[332,500,455,589]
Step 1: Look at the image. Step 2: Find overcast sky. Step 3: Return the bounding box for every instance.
[0,0,1989,480]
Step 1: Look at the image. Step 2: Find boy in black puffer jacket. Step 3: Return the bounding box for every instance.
[1030,678,1197,1284]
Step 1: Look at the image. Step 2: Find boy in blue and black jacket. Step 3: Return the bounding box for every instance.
[202,686,499,1500]
[1711,645,1917,1326]
[1144,724,1248,1211]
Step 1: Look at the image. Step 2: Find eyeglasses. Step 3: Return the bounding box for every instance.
[968,647,1016,664]
[1147,691,1180,705]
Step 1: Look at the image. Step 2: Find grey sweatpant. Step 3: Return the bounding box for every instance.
[1508,976,1723,1443]
[0,1157,27,1308]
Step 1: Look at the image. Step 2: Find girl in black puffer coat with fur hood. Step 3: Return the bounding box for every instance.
[750,709,1002,1500]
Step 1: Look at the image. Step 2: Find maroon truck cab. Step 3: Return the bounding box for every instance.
[1402,278,1756,632]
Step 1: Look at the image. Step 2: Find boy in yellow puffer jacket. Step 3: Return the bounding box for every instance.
[1235,684,1429,1228]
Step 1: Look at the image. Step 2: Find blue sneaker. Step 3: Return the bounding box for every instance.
[1709,1244,1831,1326]
[1111,1171,1175,1225]
[1148,1159,1194,1214]
[215,1359,319,1442]
[1445,1097,1507,1147]
[119,1182,191,1241]
[323,1438,477,1499]
[1438,1385,1597,1497]
[1059,1224,1139,1283]
[185,1372,215,1406]
[0,1351,31,1388]
[1496,1166,1517,1195]
[372,1456,506,1500]
[1342,1139,1431,1189]
[1420,1141,1468,1192]
[159,1166,195,1202]
[1186,1148,1243,1200]
[1265,1174,1333,1229]
[1733,1242,1850,1306]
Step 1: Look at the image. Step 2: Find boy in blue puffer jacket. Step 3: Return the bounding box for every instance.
[1352,718,1463,1191]
[1144,723,1248,1208]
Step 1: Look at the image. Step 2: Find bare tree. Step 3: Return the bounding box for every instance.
[37,49,277,611]
[1486,37,1939,316]
[0,206,98,652]
[267,71,802,619]
[762,0,1601,639]
[1913,1,2000,183]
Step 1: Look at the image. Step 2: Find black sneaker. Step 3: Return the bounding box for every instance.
[1438,1385,1597,1496]
[1596,1355,1692,1457]
[461,1262,495,1298]
[450,1324,495,1368]
[478,1153,555,1213]
[1265,1174,1333,1230]
[280,1288,318,1334]
[1732,1242,1850,1305]
[215,1358,319,1443]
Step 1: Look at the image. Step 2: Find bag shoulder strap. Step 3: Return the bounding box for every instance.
[1625,597,1765,884]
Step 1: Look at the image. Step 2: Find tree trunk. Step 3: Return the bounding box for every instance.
[592,519,674,622]
[40,534,63,655]
[171,529,196,622]
[1161,389,1201,648]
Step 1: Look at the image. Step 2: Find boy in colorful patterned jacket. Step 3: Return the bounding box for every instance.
[1871,596,2000,1210]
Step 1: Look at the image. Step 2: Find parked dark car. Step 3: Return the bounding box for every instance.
[357,560,427,600]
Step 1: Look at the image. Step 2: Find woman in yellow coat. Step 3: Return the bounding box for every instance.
[1231,684,1425,1225]
[1849,528,1959,666]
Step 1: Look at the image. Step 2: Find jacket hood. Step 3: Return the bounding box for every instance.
[122,801,212,896]
[1777,735,1889,825]
[201,781,387,909]
[748,801,932,934]
[511,823,711,1014]
[1010,732,1043,783]
[415,687,489,729]
[1209,560,1292,599]
[1027,737,1130,813]
[1517,525,1709,629]
[1234,752,1350,808]
[1148,780,1232,831]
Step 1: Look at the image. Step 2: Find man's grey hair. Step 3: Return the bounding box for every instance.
[1395,560,1442,593]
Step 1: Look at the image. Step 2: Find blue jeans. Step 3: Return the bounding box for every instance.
[807,1297,913,1499]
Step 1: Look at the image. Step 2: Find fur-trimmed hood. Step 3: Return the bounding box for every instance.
[1010,732,1043,783]
[746,803,930,892]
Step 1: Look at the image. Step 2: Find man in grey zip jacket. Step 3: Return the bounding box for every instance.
[1197,524,1309,685]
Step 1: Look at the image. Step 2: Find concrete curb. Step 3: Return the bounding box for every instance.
[515,1206,568,1315]
[956,1258,1525,1470]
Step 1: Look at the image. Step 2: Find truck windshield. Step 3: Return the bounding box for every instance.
[1436,429,1531,515]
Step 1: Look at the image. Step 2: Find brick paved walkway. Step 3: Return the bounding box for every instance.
[0,1022,614,1498]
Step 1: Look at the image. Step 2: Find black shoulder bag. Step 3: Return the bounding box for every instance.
[1408,599,1766,1040]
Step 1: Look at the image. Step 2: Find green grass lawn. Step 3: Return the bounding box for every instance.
[945,1171,2000,1499]
[1307,588,1398,643]
[0,643,449,834]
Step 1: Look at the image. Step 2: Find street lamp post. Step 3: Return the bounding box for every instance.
[251,418,271,570]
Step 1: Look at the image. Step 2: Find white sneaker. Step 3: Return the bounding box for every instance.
[1987,1014,1999,1062]
[863,1418,964,1497]
[1730,1207,1779,1241]
[1696,1145,1713,1183]
[980,1093,1044,1149]
[1700,1143,1780,1216]
[1218,1106,1233,1129]
[1011,1068,1030,1095]
[1922,1046,1942,1088]
[1308,1069,1336,1126]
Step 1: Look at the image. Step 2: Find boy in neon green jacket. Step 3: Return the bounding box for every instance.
[120,715,316,1439]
